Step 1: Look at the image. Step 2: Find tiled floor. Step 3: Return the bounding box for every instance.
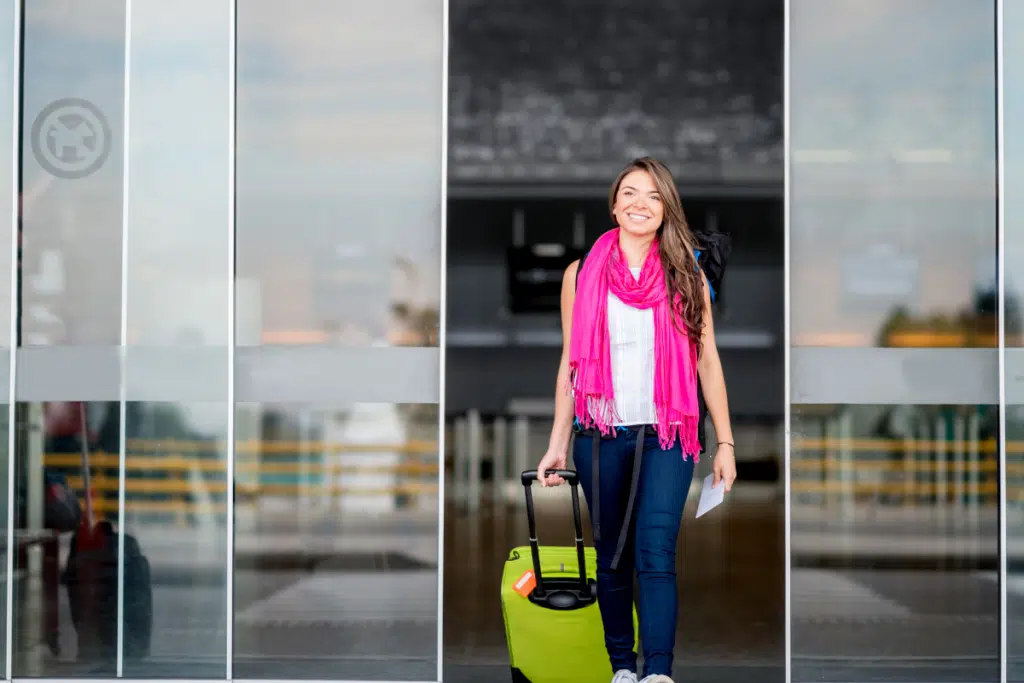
[443,482,787,677]
[12,480,1016,682]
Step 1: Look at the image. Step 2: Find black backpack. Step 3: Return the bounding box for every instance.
[573,230,732,454]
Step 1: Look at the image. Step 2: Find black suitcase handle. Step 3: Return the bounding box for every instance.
[519,469,595,609]
[521,469,577,485]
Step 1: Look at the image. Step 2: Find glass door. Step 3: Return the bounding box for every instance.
[5,1,446,681]
[1002,1,1024,680]
[231,1,444,679]
[788,1,1000,682]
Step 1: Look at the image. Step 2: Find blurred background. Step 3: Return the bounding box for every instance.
[2,1,1022,683]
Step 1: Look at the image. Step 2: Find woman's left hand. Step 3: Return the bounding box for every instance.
[713,443,737,493]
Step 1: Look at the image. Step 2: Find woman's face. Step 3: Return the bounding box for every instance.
[612,169,664,239]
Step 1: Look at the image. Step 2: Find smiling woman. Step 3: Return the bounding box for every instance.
[536,157,736,683]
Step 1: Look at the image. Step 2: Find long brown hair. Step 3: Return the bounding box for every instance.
[608,156,705,356]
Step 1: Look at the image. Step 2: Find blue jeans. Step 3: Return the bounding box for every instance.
[572,425,695,678]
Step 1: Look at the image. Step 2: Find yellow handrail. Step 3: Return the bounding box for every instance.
[42,440,442,524]
[39,435,1024,517]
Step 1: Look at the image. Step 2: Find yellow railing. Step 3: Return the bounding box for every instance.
[42,439,441,521]
[790,435,1020,505]
[40,434,1024,518]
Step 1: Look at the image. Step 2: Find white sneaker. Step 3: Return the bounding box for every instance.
[612,670,638,683]
[639,676,674,683]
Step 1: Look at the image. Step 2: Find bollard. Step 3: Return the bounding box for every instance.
[513,415,529,507]
[934,414,948,525]
[493,417,508,504]
[967,410,980,529]
[952,410,966,528]
[838,409,853,519]
[902,414,918,514]
[467,409,482,512]
[453,416,468,507]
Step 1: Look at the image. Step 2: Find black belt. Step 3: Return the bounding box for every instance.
[578,423,647,571]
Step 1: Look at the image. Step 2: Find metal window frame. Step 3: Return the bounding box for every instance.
[436,0,449,678]
[997,0,1007,680]
[115,0,134,673]
[226,0,237,677]
[2,0,18,678]
[782,0,792,682]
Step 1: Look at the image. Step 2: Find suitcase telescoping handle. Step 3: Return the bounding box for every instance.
[520,469,589,600]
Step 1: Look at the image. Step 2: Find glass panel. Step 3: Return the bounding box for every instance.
[235,1,442,350]
[20,0,124,349]
[1004,1,1024,680]
[231,402,439,680]
[234,0,443,679]
[13,0,125,676]
[0,0,16,674]
[120,1,231,678]
[0,405,7,674]
[789,1,999,681]
[0,0,13,352]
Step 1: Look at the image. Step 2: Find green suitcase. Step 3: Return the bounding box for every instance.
[500,469,638,683]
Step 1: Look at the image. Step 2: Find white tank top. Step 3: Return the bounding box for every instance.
[607,267,657,426]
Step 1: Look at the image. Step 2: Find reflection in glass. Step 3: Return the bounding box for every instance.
[119,403,227,679]
[236,0,442,350]
[0,0,16,675]
[791,405,999,681]
[13,0,126,677]
[19,0,125,348]
[789,1,999,681]
[119,1,232,677]
[790,0,997,350]
[0,0,12,346]
[231,402,439,680]
[235,0,443,678]
[15,401,121,676]
[1006,409,1024,681]
[1005,0,1024,679]
[0,406,8,673]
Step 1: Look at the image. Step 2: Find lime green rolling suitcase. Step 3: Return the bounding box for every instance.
[501,469,639,683]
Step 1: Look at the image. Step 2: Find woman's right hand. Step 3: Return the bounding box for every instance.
[536,448,568,487]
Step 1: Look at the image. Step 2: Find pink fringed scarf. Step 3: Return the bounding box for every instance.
[569,228,701,457]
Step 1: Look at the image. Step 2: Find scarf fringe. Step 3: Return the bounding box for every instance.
[569,360,623,438]
[653,405,702,462]
[571,361,701,460]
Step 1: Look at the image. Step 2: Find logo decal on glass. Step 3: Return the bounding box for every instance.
[30,98,112,179]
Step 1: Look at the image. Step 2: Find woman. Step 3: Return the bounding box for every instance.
[536,157,737,683]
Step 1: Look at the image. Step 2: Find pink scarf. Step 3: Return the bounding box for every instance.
[569,228,701,457]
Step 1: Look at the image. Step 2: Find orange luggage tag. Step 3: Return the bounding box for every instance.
[513,570,536,597]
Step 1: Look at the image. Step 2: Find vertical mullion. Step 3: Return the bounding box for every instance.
[115,0,134,676]
[997,0,1007,680]
[782,0,792,681]
[436,0,449,679]
[226,0,237,678]
[3,0,19,679]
